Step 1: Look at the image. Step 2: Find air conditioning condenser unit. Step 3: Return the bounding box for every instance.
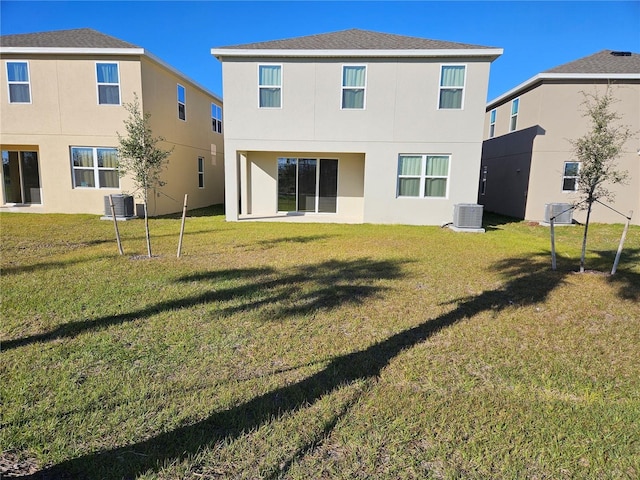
[544,203,573,224]
[104,194,135,218]
[453,204,484,229]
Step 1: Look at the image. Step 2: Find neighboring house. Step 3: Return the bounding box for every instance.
[212,29,502,225]
[1,28,224,216]
[479,50,640,225]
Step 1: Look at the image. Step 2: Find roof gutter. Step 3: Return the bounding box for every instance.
[211,47,503,61]
[487,72,640,109]
[0,46,145,55]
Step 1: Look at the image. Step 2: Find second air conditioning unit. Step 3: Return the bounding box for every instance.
[544,203,573,224]
[104,194,135,218]
[453,204,484,229]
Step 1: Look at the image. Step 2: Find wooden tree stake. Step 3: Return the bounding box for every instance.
[109,194,124,256]
[177,194,188,258]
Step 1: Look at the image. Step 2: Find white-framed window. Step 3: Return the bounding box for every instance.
[489,109,497,138]
[341,65,366,109]
[562,162,580,192]
[198,157,205,188]
[211,103,222,133]
[397,154,450,198]
[258,64,282,108]
[177,84,186,120]
[96,62,120,105]
[6,61,31,103]
[439,65,466,109]
[71,147,119,189]
[509,98,519,132]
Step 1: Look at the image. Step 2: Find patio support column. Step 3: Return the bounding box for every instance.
[239,152,249,215]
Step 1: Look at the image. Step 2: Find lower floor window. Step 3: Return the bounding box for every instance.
[2,150,41,204]
[562,161,580,191]
[71,147,119,188]
[278,158,338,213]
[397,154,450,198]
[198,157,205,188]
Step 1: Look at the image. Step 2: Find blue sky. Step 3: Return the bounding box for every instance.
[1,1,639,101]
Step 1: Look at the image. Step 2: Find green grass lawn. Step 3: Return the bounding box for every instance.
[1,207,639,479]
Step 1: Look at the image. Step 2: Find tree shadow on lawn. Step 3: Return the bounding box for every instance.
[23,254,573,479]
[1,258,401,351]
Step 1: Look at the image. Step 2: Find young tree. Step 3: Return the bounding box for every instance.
[117,93,173,257]
[569,88,632,273]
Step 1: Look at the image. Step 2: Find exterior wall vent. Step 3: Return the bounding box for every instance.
[104,195,135,218]
[544,203,573,224]
[453,204,484,229]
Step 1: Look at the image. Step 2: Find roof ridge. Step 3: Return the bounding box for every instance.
[543,49,640,74]
[214,28,498,51]
[0,28,140,49]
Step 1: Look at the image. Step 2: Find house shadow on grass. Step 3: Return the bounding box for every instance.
[482,212,525,231]
[23,254,574,480]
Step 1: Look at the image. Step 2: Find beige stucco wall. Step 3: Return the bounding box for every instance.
[1,54,224,216]
[483,80,640,225]
[222,56,493,225]
[139,58,224,215]
[0,55,140,214]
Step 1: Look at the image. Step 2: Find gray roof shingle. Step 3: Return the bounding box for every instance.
[0,28,139,49]
[544,49,640,74]
[216,28,496,51]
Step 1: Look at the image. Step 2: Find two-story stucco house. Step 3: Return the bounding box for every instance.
[212,29,502,225]
[479,50,640,225]
[1,28,224,216]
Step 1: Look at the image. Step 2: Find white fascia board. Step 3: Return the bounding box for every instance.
[0,46,145,55]
[1,46,222,102]
[211,48,503,60]
[487,72,640,110]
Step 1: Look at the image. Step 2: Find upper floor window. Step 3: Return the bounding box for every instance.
[211,103,222,133]
[177,84,186,120]
[562,162,580,191]
[397,154,450,198]
[258,64,282,108]
[96,63,120,105]
[509,98,519,131]
[341,65,366,109]
[71,147,119,189]
[7,61,31,103]
[439,65,465,109]
[489,109,497,138]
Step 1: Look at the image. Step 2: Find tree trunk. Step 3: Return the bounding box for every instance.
[144,186,152,258]
[579,198,593,273]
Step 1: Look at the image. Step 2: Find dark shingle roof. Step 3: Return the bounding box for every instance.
[0,28,139,49]
[217,28,496,51]
[544,49,640,74]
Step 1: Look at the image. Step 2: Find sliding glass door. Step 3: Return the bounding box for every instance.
[2,150,41,204]
[278,158,337,213]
